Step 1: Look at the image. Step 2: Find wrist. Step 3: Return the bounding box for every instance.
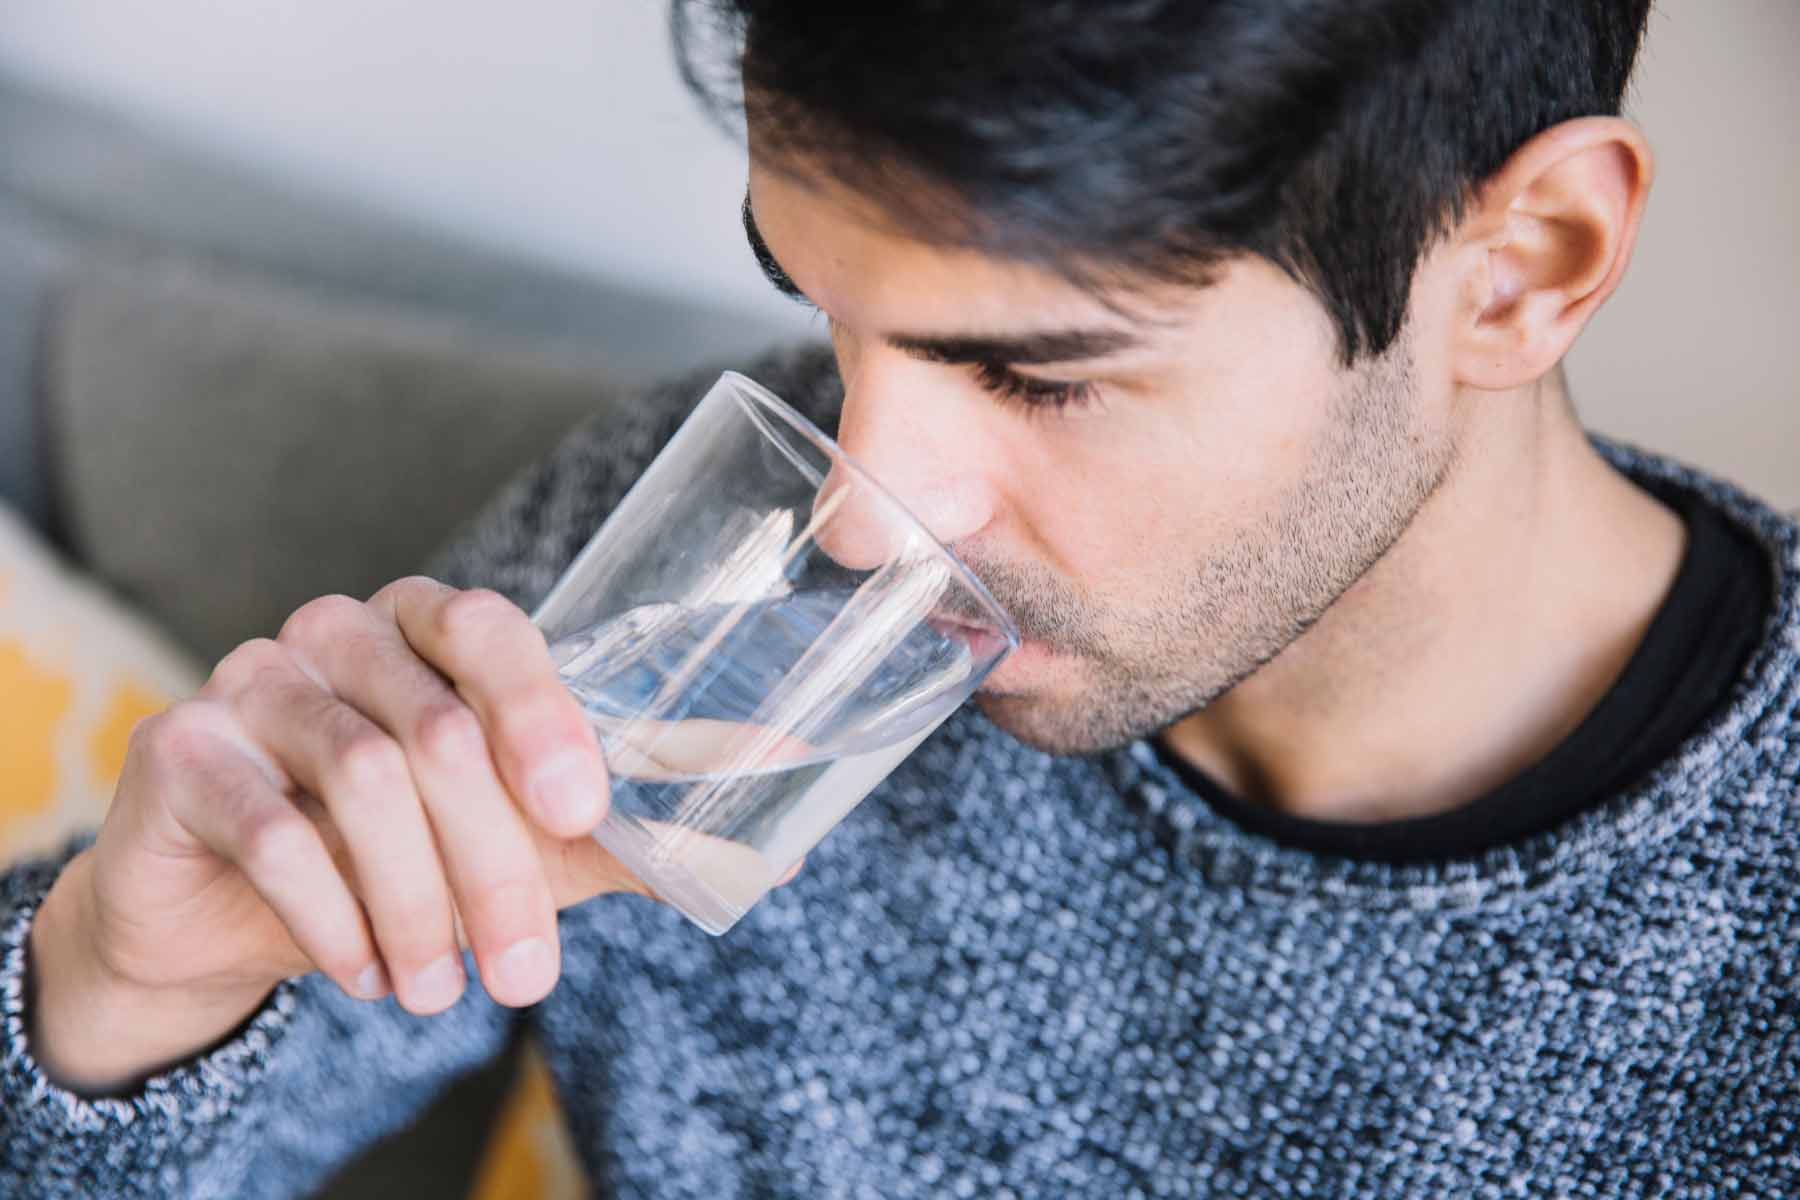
[27,852,273,1095]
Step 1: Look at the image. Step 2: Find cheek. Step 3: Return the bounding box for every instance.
[997,451,1219,612]
[1190,324,1344,496]
[1007,358,1338,592]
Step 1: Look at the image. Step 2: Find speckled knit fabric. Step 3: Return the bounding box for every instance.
[4,344,1798,1198]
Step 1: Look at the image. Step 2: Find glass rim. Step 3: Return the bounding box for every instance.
[720,370,1022,654]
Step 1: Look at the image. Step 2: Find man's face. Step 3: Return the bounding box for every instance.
[748,160,1464,755]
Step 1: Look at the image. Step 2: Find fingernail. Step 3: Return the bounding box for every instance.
[409,953,466,1012]
[495,936,555,1000]
[353,962,390,1000]
[531,754,602,829]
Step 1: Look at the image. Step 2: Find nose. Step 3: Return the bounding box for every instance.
[815,350,1000,570]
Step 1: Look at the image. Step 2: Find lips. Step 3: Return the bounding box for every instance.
[969,635,1049,697]
[926,613,1012,663]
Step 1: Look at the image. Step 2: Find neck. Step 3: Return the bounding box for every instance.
[1160,367,1688,823]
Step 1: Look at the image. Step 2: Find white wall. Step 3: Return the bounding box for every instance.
[0,1,1793,505]
[1568,0,1800,510]
[0,0,814,332]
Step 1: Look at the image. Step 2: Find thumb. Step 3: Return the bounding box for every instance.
[537,829,657,910]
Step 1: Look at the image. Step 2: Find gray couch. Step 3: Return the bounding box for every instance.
[0,75,806,1197]
[0,75,800,660]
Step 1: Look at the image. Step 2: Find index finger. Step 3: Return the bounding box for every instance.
[371,577,609,837]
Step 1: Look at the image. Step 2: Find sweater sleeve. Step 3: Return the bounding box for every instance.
[0,344,841,1198]
[0,842,517,1199]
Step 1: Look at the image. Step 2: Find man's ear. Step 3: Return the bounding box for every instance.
[1450,117,1654,391]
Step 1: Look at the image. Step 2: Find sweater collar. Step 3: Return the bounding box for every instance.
[1097,441,1800,913]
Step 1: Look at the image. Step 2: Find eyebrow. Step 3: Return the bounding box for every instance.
[885,326,1140,366]
[742,193,1146,366]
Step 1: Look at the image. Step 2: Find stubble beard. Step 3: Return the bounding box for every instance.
[965,333,1455,756]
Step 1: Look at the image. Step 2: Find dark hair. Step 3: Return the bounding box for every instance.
[672,0,1654,362]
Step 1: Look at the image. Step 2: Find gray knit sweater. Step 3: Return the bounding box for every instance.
[4,345,1798,1198]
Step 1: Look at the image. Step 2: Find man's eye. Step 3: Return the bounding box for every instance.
[970,362,1099,415]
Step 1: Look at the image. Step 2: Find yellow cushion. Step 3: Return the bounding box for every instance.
[0,505,201,859]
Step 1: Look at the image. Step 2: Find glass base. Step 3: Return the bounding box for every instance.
[591,811,754,936]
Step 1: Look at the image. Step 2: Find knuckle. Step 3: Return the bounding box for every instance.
[328,726,412,798]
[516,615,550,655]
[235,807,315,878]
[370,574,448,614]
[279,594,365,647]
[207,637,289,695]
[369,574,419,605]
[133,703,216,771]
[492,684,587,754]
[434,587,518,647]
[411,700,487,768]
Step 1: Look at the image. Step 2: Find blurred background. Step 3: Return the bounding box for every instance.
[0,2,1793,1198]
[3,2,1796,521]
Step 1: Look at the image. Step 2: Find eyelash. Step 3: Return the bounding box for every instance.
[970,362,1099,415]
[808,309,1099,418]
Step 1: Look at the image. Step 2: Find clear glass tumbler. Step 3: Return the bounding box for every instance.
[533,371,1017,934]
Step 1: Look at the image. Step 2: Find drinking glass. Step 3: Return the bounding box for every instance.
[532,371,1017,934]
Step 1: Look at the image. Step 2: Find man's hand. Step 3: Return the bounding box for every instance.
[28,578,647,1093]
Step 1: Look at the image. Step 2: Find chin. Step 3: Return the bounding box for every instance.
[972,648,1214,757]
[971,642,1098,747]
[971,689,1127,758]
[969,690,1046,742]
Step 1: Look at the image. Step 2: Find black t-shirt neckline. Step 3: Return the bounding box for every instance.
[1153,483,1775,865]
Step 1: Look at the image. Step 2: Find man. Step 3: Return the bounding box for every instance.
[5,0,1795,1195]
